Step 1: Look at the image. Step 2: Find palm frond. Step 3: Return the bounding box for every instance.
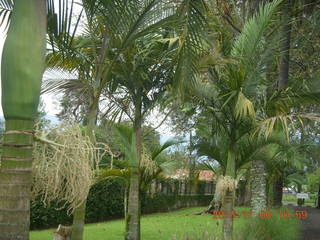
[231,0,282,94]
[92,0,173,49]
[96,168,130,184]
[234,91,256,119]
[151,138,183,160]
[41,68,81,94]
[256,113,320,140]
[47,0,83,53]
[172,0,209,95]
[232,0,281,60]
[0,0,12,30]
[114,124,139,168]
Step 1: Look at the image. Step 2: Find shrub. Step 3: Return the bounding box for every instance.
[237,208,301,240]
[30,179,213,230]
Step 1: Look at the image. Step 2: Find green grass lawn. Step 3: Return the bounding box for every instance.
[283,193,317,207]
[31,207,300,240]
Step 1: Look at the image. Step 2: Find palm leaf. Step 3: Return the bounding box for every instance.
[96,168,130,184]
[114,124,139,168]
[0,0,12,30]
[172,0,209,95]
[151,139,183,160]
[231,0,282,95]
[235,91,256,119]
[256,113,320,140]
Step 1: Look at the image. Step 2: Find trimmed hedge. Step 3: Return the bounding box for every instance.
[30,179,213,230]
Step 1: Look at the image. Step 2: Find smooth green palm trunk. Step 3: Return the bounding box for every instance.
[71,201,87,240]
[125,99,142,240]
[71,101,98,240]
[125,168,141,240]
[272,175,283,207]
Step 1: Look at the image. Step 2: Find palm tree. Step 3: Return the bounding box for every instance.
[193,121,296,212]
[44,1,208,239]
[196,2,283,238]
[0,1,46,239]
[174,1,319,239]
[98,124,180,220]
[44,1,177,238]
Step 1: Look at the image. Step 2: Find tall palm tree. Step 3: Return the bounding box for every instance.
[44,1,175,238]
[0,1,46,239]
[97,124,181,224]
[44,1,208,239]
[178,1,317,239]
[195,2,283,239]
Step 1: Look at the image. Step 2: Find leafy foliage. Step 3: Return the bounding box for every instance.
[30,179,213,229]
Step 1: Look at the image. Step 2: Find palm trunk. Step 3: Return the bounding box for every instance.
[223,191,234,240]
[69,25,109,240]
[272,175,283,207]
[249,0,265,17]
[278,0,293,90]
[125,168,140,240]
[71,201,87,240]
[124,186,128,219]
[317,185,320,209]
[267,178,273,208]
[243,181,251,206]
[251,160,267,216]
[125,97,142,240]
[0,120,34,240]
[71,99,98,240]
[222,146,236,240]
[0,1,46,239]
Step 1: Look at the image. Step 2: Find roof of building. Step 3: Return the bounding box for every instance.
[163,169,214,181]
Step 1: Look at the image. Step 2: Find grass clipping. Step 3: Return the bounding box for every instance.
[32,122,106,214]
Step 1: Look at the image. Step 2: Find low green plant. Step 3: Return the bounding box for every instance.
[238,208,301,240]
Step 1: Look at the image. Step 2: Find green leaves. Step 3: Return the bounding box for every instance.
[172,0,209,95]
[231,0,282,95]
[151,139,183,160]
[234,91,256,120]
[232,0,281,60]
[256,113,320,140]
[0,0,12,30]
[114,124,139,168]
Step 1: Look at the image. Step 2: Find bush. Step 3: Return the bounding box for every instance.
[237,208,301,240]
[31,179,213,230]
[30,199,72,230]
